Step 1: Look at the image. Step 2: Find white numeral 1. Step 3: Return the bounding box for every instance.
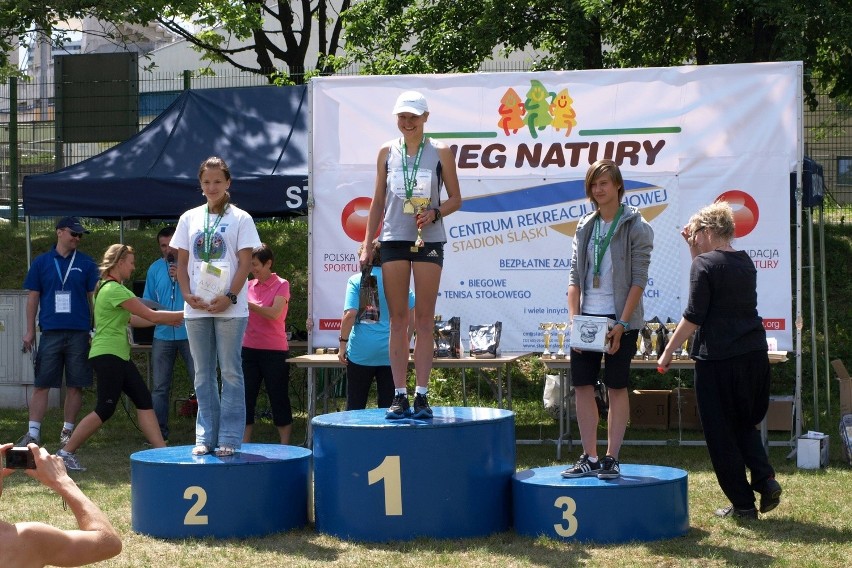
[368,455,403,516]
[553,495,578,537]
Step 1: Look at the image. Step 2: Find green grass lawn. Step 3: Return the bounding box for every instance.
[2,379,851,567]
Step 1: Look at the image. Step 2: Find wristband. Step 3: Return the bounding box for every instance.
[339,336,349,342]
[431,207,442,223]
[616,319,630,330]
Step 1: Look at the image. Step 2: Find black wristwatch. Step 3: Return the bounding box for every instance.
[225,291,238,304]
[431,207,442,223]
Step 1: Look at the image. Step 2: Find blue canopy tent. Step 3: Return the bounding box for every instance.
[23,85,308,219]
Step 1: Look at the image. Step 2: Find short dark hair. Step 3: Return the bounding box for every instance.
[252,243,274,266]
[157,226,176,240]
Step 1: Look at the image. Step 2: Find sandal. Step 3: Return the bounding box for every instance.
[215,445,236,457]
[191,445,212,456]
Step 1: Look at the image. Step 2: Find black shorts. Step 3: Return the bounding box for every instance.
[380,241,444,267]
[570,328,638,390]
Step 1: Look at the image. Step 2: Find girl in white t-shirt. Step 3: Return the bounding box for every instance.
[172,156,261,457]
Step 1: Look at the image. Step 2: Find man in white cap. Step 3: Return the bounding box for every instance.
[17,217,99,453]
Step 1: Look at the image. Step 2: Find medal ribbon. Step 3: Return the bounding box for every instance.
[593,205,624,281]
[401,136,425,200]
[203,205,224,262]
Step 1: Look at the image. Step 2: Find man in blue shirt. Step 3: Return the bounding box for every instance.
[143,226,194,441]
[18,217,100,449]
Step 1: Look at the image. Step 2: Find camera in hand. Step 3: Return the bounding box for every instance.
[5,446,36,469]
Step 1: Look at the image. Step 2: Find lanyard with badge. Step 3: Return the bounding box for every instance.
[53,250,77,313]
[592,205,623,288]
[401,136,425,215]
[202,205,224,262]
[196,205,228,302]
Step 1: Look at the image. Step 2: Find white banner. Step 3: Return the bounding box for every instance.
[309,63,801,352]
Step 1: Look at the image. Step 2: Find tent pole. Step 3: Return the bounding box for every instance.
[819,202,830,419]
[807,207,818,431]
[25,216,32,267]
[791,65,804,457]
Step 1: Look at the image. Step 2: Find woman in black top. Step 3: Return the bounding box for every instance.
[659,201,781,519]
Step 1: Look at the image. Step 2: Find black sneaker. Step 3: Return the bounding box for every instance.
[754,477,782,513]
[16,432,40,447]
[386,393,411,419]
[560,453,601,478]
[714,505,758,519]
[597,455,621,479]
[412,393,433,419]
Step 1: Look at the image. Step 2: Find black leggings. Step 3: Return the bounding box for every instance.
[346,361,394,410]
[242,347,292,426]
[91,354,154,422]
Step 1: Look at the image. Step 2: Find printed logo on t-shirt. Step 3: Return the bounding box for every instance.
[191,229,228,261]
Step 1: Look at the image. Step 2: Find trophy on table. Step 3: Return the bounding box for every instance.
[409,197,432,252]
[554,322,569,358]
[635,323,647,359]
[664,321,678,358]
[647,322,662,358]
[679,333,691,360]
[540,322,555,358]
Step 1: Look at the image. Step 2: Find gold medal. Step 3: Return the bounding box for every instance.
[403,199,415,215]
[593,274,600,288]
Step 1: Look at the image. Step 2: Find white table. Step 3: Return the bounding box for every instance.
[289,352,532,447]
[539,352,789,460]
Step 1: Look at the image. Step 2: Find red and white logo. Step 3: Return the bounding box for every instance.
[341,197,373,242]
[716,190,759,238]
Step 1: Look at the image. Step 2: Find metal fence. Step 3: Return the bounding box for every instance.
[1,67,851,224]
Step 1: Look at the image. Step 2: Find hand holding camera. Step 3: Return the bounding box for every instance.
[3,446,36,469]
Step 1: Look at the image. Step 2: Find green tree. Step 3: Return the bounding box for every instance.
[1,1,350,83]
[342,0,852,108]
[127,1,351,82]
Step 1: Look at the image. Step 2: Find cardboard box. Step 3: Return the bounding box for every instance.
[669,387,701,430]
[831,359,852,416]
[629,389,670,430]
[797,431,829,469]
[765,396,794,431]
[569,316,615,352]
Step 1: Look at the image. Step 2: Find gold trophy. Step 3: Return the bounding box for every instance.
[635,323,646,359]
[664,321,678,357]
[679,334,691,360]
[555,322,569,358]
[540,322,555,358]
[647,322,661,358]
[409,196,432,252]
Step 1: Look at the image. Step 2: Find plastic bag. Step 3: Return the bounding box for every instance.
[469,321,502,359]
[543,374,571,420]
[434,316,461,358]
[357,267,380,324]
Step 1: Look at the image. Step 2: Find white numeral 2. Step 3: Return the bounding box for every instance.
[183,486,209,525]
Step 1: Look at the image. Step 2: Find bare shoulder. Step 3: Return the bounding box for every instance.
[0,521,42,568]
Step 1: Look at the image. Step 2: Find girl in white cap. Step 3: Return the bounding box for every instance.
[360,91,462,419]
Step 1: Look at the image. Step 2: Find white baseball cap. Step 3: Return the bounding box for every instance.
[392,91,429,115]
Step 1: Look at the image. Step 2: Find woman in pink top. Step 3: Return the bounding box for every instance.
[242,244,292,444]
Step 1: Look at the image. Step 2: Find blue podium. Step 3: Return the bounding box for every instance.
[513,464,689,543]
[131,444,311,539]
[313,407,515,541]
